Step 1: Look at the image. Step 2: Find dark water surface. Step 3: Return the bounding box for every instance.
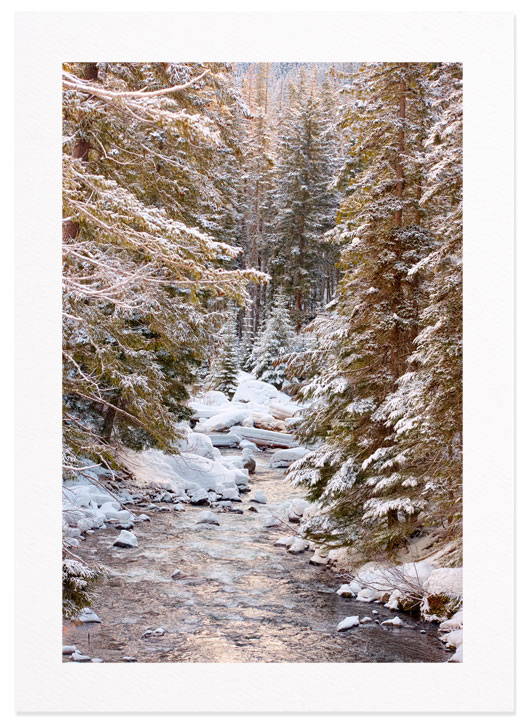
[63,454,448,663]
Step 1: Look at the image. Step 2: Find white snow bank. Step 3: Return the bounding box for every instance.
[121,448,237,494]
[196,407,249,433]
[233,379,291,406]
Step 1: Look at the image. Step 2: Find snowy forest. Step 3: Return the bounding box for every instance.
[62,61,463,664]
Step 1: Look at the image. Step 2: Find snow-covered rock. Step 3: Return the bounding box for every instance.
[269,400,300,421]
[62,645,77,655]
[71,652,91,662]
[421,567,463,622]
[274,536,295,548]
[230,426,299,449]
[270,447,309,468]
[208,432,243,448]
[440,628,463,649]
[233,379,291,406]
[356,588,379,603]
[197,511,219,526]
[448,644,463,663]
[381,616,403,627]
[309,550,329,566]
[250,491,267,504]
[221,486,241,502]
[336,584,355,598]
[439,609,463,632]
[263,516,281,528]
[197,407,248,433]
[76,608,101,624]
[113,530,138,548]
[337,616,360,631]
[288,537,309,554]
[179,430,215,460]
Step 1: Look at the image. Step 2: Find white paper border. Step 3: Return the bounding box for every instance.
[14,11,514,713]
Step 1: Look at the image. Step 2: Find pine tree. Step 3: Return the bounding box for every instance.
[207,310,240,399]
[287,63,435,558]
[250,291,295,388]
[239,303,255,370]
[62,62,266,472]
[266,67,341,329]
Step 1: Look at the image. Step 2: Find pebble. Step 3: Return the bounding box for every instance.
[247,506,258,512]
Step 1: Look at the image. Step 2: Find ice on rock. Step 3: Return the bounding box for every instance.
[113,530,138,548]
[197,511,219,526]
[337,616,360,631]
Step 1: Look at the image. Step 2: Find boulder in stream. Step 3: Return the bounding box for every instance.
[113,530,138,548]
[337,616,360,631]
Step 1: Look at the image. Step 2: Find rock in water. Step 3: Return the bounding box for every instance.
[71,651,91,662]
[77,607,101,623]
[113,530,138,548]
[337,616,360,632]
[288,537,309,554]
[62,645,77,655]
[381,616,403,627]
[197,511,219,526]
[263,516,280,528]
[171,569,182,579]
[250,491,267,504]
[336,584,354,598]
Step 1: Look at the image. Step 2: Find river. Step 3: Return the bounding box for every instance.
[63,453,449,663]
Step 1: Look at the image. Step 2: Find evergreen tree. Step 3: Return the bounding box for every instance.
[250,292,295,388]
[207,310,240,399]
[266,68,341,329]
[62,62,266,472]
[287,63,435,558]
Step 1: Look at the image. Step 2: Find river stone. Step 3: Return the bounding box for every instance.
[62,645,77,655]
[113,530,138,548]
[197,511,219,526]
[71,652,91,662]
[172,503,185,511]
[287,510,301,523]
[356,588,377,603]
[250,491,267,504]
[274,536,294,548]
[171,569,182,580]
[137,514,151,522]
[309,551,329,566]
[337,616,360,631]
[288,537,309,554]
[381,616,403,627]
[336,584,355,598]
[247,506,258,512]
[263,516,280,528]
[122,656,137,662]
[77,607,101,623]
[189,490,210,506]
[360,616,373,623]
[221,487,241,502]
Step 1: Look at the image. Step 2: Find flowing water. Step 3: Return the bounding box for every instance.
[63,454,449,663]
